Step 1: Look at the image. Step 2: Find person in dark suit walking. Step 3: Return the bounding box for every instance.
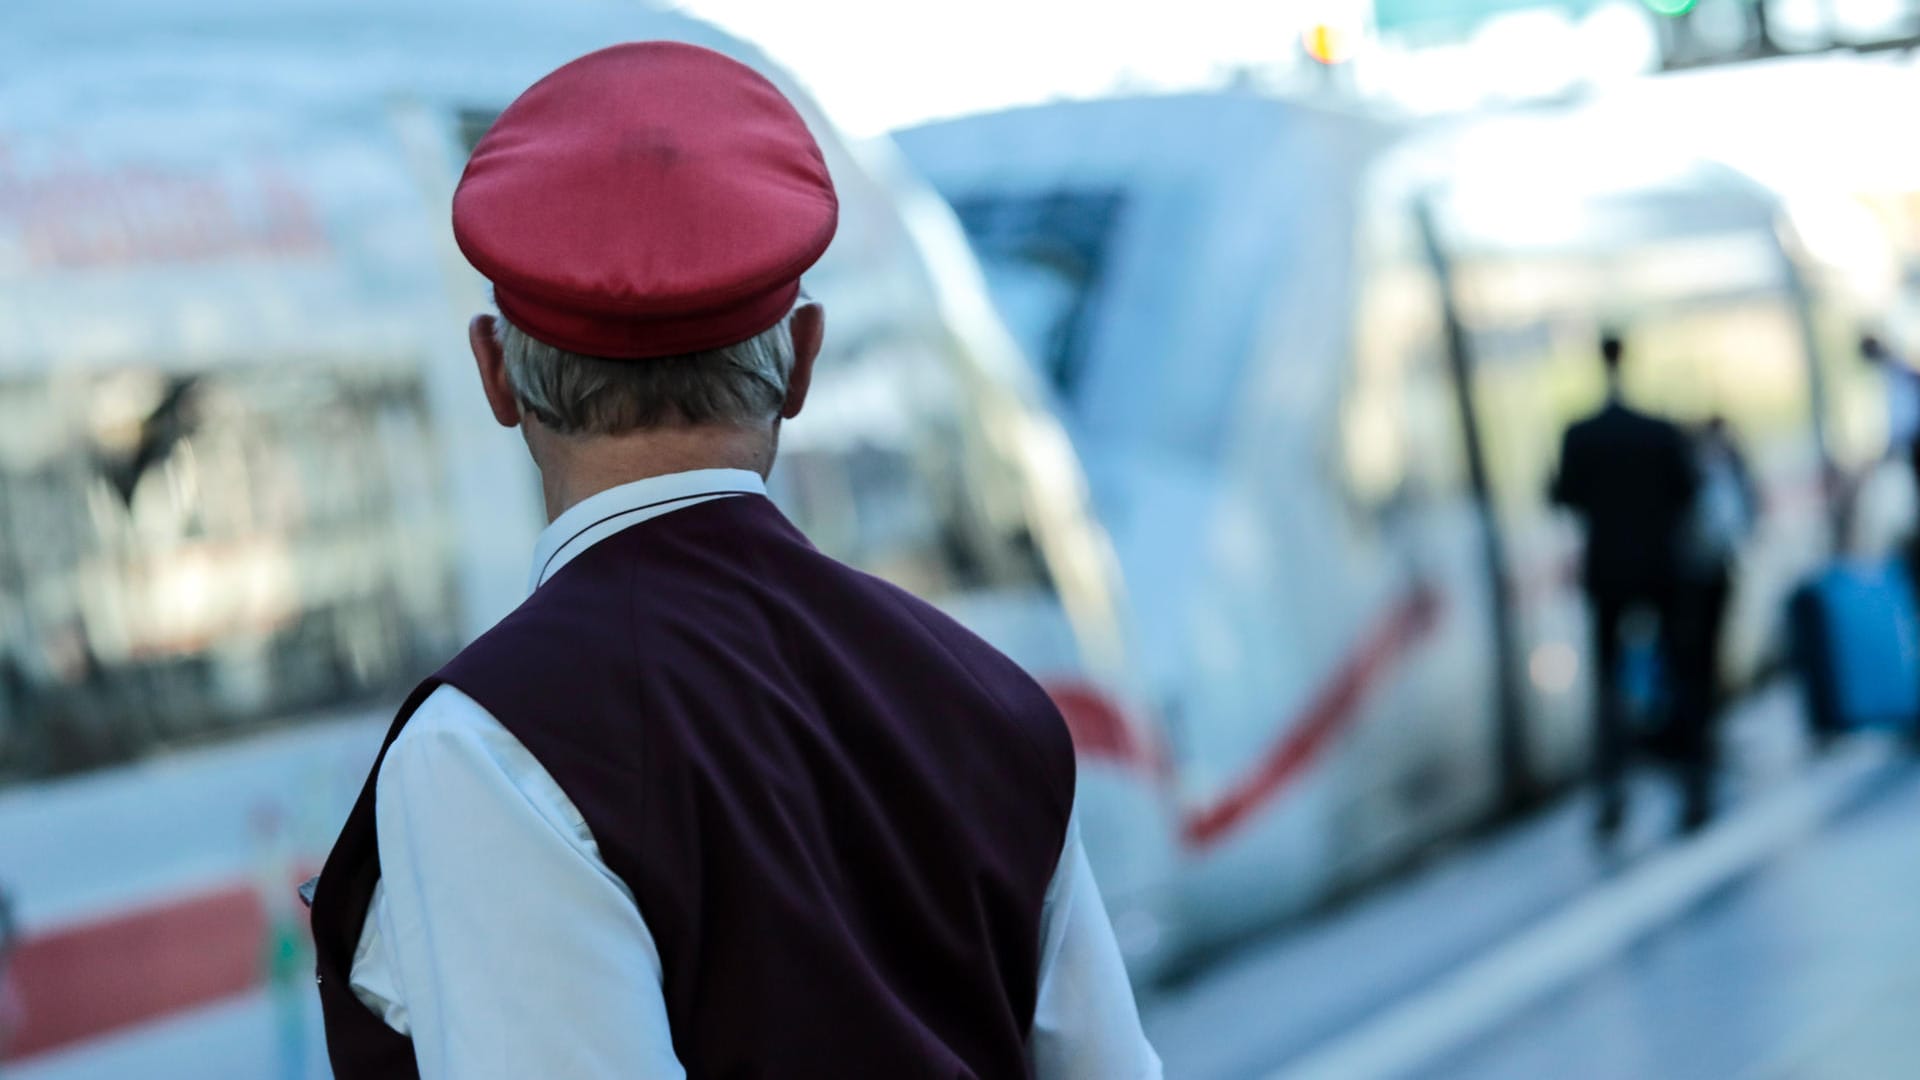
[1552,333,1703,839]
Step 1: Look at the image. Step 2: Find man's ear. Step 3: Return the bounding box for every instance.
[469,315,522,428]
[780,302,824,421]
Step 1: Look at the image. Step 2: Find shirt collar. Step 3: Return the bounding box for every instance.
[528,468,766,593]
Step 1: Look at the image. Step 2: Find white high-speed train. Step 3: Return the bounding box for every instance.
[0,2,1147,1073]
[897,81,1901,953]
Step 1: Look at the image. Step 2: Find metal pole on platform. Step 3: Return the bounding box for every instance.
[1751,0,1778,55]
[1412,195,1537,817]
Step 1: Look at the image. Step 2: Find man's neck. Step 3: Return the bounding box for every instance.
[530,423,776,522]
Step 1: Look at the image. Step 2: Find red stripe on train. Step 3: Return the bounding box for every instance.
[2,884,266,1061]
[1043,680,1165,774]
[1181,584,1441,848]
[1044,585,1443,851]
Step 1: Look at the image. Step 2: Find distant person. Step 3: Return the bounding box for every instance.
[1861,332,1920,548]
[1862,332,1920,462]
[1551,333,1703,839]
[305,44,1157,1080]
[1672,416,1760,812]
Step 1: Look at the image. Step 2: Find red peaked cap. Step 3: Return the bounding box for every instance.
[453,42,839,359]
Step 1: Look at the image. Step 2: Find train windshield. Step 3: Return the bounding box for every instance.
[947,191,1129,402]
[898,99,1383,462]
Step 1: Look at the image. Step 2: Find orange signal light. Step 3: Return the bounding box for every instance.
[1302,23,1358,66]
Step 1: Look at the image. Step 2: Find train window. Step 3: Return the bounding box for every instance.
[1344,258,1442,510]
[769,314,1052,600]
[0,364,461,784]
[947,191,1127,400]
[1347,210,1469,508]
[1452,227,1814,519]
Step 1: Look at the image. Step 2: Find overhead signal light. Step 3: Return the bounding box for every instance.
[1303,22,1360,65]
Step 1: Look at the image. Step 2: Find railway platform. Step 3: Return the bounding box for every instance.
[1145,686,1917,1079]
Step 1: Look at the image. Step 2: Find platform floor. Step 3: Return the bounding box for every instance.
[1415,757,1920,1080]
[1144,687,1919,1079]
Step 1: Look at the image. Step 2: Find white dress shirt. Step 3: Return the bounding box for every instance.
[349,468,1160,1079]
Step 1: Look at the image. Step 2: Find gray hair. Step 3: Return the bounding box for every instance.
[496,310,798,435]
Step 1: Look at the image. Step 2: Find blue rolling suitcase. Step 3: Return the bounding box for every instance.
[1789,558,1920,736]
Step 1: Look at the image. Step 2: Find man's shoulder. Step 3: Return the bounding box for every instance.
[1637,413,1694,460]
[447,504,1051,715]
[1562,409,1612,456]
[377,684,502,783]
[432,579,640,716]
[1568,401,1635,434]
[808,554,1034,673]
[1579,403,1681,441]
[673,534,1059,719]
[455,585,618,661]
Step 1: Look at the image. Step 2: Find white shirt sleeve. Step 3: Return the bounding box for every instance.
[354,684,685,1079]
[1029,815,1163,1080]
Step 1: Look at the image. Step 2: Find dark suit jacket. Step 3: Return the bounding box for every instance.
[1551,400,1699,594]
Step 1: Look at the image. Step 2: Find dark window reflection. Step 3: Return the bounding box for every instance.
[768,320,1051,600]
[0,365,460,783]
[456,109,499,155]
[950,190,1126,400]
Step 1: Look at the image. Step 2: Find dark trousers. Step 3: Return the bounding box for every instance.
[1589,577,1720,827]
[1910,437,1920,505]
[1678,574,1731,821]
[1907,441,1920,727]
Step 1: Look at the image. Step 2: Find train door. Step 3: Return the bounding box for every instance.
[1419,123,1842,795]
[1332,174,1511,870]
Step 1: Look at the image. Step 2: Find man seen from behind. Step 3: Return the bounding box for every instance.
[307,42,1158,1080]
[1552,332,1704,839]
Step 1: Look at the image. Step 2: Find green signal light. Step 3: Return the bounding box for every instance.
[1642,0,1699,14]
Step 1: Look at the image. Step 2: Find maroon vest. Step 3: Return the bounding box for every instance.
[310,495,1077,1078]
